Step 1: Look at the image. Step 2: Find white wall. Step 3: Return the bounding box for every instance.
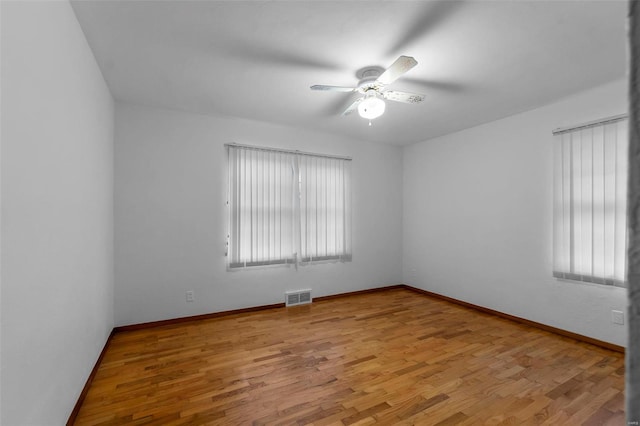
[403,79,628,347]
[1,2,114,424]
[114,103,403,326]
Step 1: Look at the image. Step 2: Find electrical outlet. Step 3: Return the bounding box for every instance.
[186,290,194,302]
[611,310,624,325]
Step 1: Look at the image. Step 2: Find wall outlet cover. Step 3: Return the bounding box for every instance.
[611,310,624,325]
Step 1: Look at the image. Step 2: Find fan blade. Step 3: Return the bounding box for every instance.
[342,98,363,116]
[215,41,340,71]
[383,90,425,104]
[402,77,465,93]
[376,56,418,86]
[311,85,356,92]
[385,1,464,56]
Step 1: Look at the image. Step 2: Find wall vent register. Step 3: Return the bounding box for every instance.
[285,289,312,307]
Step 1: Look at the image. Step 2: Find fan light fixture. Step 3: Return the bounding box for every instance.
[310,56,425,124]
[358,92,386,120]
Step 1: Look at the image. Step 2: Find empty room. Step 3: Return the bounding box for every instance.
[2,0,638,424]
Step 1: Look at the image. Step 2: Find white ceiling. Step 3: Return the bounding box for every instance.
[71,0,627,146]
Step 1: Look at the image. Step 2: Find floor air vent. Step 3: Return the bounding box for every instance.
[285,289,312,307]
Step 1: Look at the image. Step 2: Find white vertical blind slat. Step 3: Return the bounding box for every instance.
[614,121,628,281]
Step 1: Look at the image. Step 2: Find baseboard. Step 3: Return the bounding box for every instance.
[400,284,625,354]
[66,329,115,425]
[313,284,405,302]
[114,302,286,332]
[114,286,408,332]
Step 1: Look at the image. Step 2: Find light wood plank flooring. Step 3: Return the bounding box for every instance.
[74,288,625,425]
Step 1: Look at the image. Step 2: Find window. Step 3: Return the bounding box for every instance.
[227,144,351,268]
[553,115,628,286]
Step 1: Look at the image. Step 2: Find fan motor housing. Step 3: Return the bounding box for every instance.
[356,66,384,93]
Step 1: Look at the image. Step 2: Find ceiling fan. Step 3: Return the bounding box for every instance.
[310,55,425,123]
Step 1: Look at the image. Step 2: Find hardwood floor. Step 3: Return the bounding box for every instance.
[73,288,625,425]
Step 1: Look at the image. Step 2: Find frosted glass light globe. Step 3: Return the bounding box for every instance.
[358,95,386,120]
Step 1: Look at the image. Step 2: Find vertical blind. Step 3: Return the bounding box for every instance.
[299,154,352,262]
[227,146,297,267]
[553,115,628,286]
[227,144,352,268]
